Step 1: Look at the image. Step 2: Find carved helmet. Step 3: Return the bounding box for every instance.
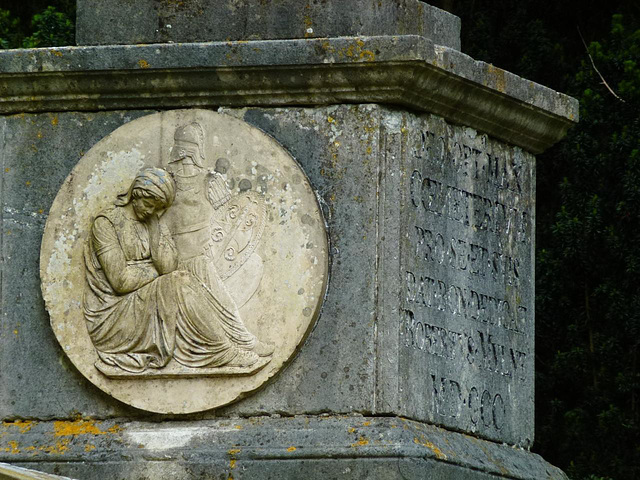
[172,122,206,167]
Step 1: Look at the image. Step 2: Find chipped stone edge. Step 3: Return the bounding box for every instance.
[0,36,578,154]
[0,462,74,480]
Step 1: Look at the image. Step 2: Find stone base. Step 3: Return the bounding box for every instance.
[95,356,272,379]
[0,416,565,479]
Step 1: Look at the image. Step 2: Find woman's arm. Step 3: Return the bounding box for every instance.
[148,214,179,275]
[93,216,158,294]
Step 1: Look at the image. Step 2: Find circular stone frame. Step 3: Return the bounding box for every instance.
[40,110,329,414]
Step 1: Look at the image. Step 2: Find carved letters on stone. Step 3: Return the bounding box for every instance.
[40,110,328,414]
[392,116,535,445]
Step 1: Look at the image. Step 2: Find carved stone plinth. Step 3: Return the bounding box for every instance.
[0,417,565,480]
[0,1,575,478]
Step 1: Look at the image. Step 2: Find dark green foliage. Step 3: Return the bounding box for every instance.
[535,16,640,479]
[21,6,73,48]
[0,8,20,49]
[0,3,73,49]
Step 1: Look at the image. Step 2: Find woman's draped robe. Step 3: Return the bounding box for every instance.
[83,206,253,373]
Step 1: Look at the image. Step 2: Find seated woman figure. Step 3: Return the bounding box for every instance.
[83,167,262,374]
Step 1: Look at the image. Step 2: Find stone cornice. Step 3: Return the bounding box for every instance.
[0,36,578,153]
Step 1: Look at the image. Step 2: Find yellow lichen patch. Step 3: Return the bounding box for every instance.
[362,421,371,427]
[286,446,297,452]
[413,437,447,460]
[234,425,243,430]
[334,39,376,62]
[13,330,18,335]
[487,64,507,93]
[51,115,59,127]
[327,116,335,124]
[359,50,375,62]
[303,15,313,38]
[53,419,120,437]
[26,181,31,186]
[40,439,70,455]
[4,440,20,454]
[348,427,356,433]
[228,448,241,455]
[50,49,63,57]
[138,59,150,69]
[4,167,9,173]
[230,459,236,469]
[3,420,34,434]
[84,444,96,452]
[351,436,369,447]
[37,131,43,139]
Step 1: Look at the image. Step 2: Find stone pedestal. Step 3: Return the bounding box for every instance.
[0,1,576,478]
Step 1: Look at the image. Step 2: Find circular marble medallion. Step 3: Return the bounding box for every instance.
[40,110,328,414]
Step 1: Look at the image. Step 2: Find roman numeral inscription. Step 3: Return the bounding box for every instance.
[394,118,534,443]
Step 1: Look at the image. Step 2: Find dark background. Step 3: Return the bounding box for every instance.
[1,1,639,478]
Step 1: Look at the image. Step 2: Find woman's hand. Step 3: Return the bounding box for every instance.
[148,212,179,275]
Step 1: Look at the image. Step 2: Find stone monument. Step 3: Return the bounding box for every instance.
[0,1,577,478]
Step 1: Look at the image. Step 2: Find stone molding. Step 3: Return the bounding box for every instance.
[0,36,577,153]
[0,417,567,479]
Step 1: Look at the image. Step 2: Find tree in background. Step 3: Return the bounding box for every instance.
[22,6,73,48]
[535,15,640,479]
[0,1,73,49]
[0,8,19,49]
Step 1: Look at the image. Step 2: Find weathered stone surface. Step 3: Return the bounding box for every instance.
[40,110,328,414]
[0,1,575,476]
[3,105,536,447]
[224,106,535,447]
[374,111,535,447]
[1,106,380,420]
[217,105,382,417]
[76,0,461,50]
[0,416,567,480]
[0,36,577,153]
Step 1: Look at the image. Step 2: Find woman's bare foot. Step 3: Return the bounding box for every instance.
[227,349,259,367]
[252,341,275,357]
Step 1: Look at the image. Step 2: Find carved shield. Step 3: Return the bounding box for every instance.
[207,191,266,281]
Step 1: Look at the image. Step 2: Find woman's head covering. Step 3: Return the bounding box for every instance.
[116,168,176,208]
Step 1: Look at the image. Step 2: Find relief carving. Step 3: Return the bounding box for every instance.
[41,110,328,413]
[84,167,273,378]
